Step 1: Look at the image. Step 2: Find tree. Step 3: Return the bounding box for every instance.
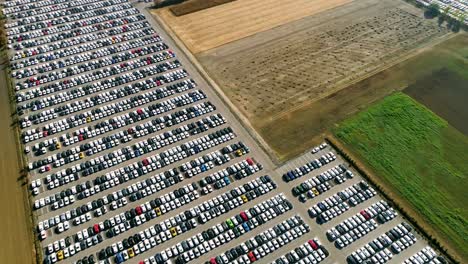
[448,11,465,32]
[426,3,440,18]
[438,5,450,23]
[457,12,466,29]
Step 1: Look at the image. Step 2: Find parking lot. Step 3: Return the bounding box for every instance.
[1,0,449,263]
[416,0,468,25]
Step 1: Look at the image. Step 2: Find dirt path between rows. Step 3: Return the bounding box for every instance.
[0,64,35,264]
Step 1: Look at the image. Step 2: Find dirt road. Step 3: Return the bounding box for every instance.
[0,64,34,264]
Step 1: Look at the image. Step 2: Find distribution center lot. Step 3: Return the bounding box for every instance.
[1,0,449,264]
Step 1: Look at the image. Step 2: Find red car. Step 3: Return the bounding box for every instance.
[360,210,370,220]
[210,258,217,264]
[308,239,318,250]
[248,252,256,262]
[246,158,254,166]
[135,206,143,215]
[142,159,149,166]
[240,212,248,221]
[93,224,100,233]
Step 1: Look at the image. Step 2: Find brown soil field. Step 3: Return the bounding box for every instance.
[170,0,236,17]
[404,68,468,135]
[0,65,35,263]
[195,0,452,161]
[153,0,354,53]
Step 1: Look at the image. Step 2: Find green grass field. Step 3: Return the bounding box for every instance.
[334,92,468,259]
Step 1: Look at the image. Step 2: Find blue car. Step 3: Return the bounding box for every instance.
[284,171,295,182]
[224,176,230,184]
[115,253,124,264]
[242,222,250,232]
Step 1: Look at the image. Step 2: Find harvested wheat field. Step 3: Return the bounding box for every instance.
[194,0,452,161]
[153,0,353,53]
[0,66,34,264]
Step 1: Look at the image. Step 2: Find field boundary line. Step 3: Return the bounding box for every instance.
[325,133,462,264]
[268,31,458,123]
[148,8,282,165]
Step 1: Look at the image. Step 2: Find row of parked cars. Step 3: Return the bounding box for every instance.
[44,157,272,263]
[13,34,164,81]
[272,239,329,264]
[35,94,213,174]
[15,34,166,109]
[208,215,314,264]
[3,0,128,19]
[48,168,271,259]
[26,84,199,155]
[347,222,417,264]
[292,164,353,202]
[32,107,220,190]
[33,122,231,213]
[8,7,142,47]
[37,139,251,243]
[21,66,189,143]
[16,43,175,91]
[22,61,185,146]
[327,200,395,249]
[16,46,180,106]
[282,151,336,182]
[107,174,275,261]
[40,143,256,254]
[308,181,377,224]
[7,2,141,50]
[18,45,174,124]
[403,246,446,264]
[12,16,150,51]
[137,193,290,264]
[105,168,267,255]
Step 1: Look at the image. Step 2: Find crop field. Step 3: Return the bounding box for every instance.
[257,33,467,161]
[192,0,451,160]
[169,0,236,17]
[153,0,353,53]
[405,68,468,135]
[333,92,468,261]
[0,66,34,264]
